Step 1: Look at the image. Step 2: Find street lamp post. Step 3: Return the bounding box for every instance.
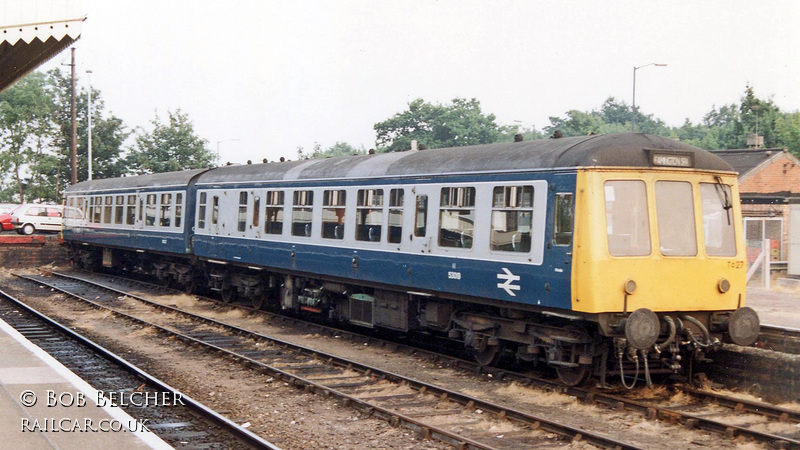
[86,69,93,180]
[216,139,239,166]
[632,63,667,132]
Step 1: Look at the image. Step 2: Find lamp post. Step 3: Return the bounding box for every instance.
[216,139,239,166]
[632,63,667,132]
[86,69,93,180]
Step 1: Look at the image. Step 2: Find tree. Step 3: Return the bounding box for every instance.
[0,72,55,203]
[48,68,130,185]
[127,110,214,174]
[374,98,507,152]
[297,141,367,160]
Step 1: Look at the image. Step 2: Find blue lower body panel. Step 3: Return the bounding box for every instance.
[193,235,572,310]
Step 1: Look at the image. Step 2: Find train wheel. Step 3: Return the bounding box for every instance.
[252,293,267,310]
[556,364,591,386]
[473,344,503,366]
[221,287,236,304]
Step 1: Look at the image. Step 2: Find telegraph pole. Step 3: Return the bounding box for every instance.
[70,47,78,184]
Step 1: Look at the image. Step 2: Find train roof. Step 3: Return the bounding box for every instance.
[196,133,734,185]
[64,134,735,193]
[65,168,208,193]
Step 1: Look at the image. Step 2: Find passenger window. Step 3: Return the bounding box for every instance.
[265,191,284,235]
[160,193,172,227]
[414,195,428,237]
[145,194,156,226]
[439,187,475,249]
[126,195,136,225]
[491,186,533,252]
[388,189,403,244]
[237,191,248,232]
[292,190,313,237]
[211,196,219,226]
[553,193,573,246]
[103,196,113,224]
[175,193,183,228]
[197,192,207,229]
[322,190,346,240]
[604,181,649,256]
[252,195,260,229]
[656,181,697,256]
[357,189,383,242]
[114,196,124,224]
[700,183,736,256]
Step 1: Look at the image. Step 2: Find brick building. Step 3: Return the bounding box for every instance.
[711,148,800,275]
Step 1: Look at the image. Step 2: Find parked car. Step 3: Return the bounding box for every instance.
[11,204,64,235]
[0,204,21,231]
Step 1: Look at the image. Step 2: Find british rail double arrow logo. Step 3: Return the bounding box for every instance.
[496,268,521,296]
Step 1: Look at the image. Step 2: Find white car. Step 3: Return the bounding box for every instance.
[11,204,64,235]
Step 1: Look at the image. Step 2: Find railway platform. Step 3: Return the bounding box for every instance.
[747,285,800,329]
[0,318,171,449]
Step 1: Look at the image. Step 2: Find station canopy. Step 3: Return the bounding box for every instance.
[0,17,84,93]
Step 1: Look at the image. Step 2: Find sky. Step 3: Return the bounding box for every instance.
[3,0,800,165]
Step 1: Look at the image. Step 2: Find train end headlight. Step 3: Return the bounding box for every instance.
[718,278,731,293]
[624,279,637,295]
[728,306,760,347]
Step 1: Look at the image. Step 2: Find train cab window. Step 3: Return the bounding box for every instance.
[491,186,533,252]
[604,181,650,256]
[211,196,219,226]
[103,196,113,224]
[175,193,183,228]
[265,191,284,235]
[197,192,207,229]
[145,194,157,226]
[160,193,172,227]
[322,190,346,240]
[700,183,736,256]
[357,189,383,242]
[439,187,475,249]
[414,195,428,237]
[237,191,248,232]
[656,181,697,256]
[388,189,403,244]
[126,195,136,225]
[292,190,313,237]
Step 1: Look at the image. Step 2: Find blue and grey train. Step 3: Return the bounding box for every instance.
[63,133,760,386]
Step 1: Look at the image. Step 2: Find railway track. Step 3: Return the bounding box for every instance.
[0,287,277,450]
[15,270,800,449]
[14,271,640,449]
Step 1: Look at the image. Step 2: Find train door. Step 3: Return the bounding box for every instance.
[409,186,435,254]
[136,191,145,230]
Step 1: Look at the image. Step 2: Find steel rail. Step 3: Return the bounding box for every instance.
[0,286,279,450]
[49,270,800,449]
[19,271,640,450]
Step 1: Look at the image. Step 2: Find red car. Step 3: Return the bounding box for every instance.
[0,204,21,231]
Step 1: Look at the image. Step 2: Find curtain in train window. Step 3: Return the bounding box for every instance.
[357,189,383,242]
[439,187,475,249]
[292,190,313,237]
[322,190,346,240]
[491,186,533,252]
[265,191,284,235]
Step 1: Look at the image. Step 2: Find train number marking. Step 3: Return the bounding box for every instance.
[727,260,745,269]
[497,268,521,297]
[447,271,461,280]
